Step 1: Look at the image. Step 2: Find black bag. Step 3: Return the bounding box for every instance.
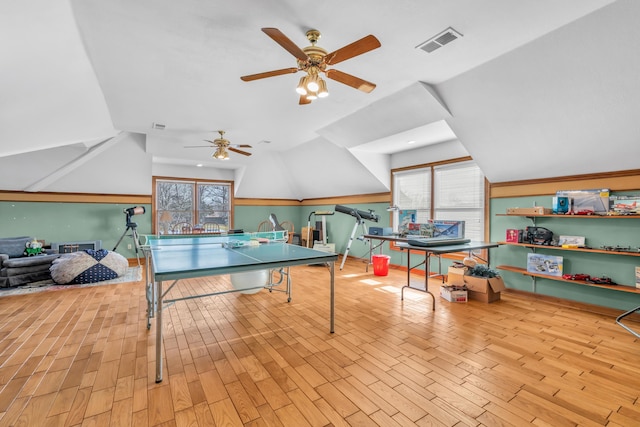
[525,226,553,245]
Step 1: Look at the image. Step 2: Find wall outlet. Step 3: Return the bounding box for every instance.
[127,244,132,250]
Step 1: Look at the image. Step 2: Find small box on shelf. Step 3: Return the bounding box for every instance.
[527,253,563,277]
[506,207,552,215]
[506,229,523,243]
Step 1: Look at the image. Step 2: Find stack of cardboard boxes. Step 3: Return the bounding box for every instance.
[444,265,506,303]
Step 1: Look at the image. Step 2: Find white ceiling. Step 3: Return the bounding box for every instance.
[1,0,616,167]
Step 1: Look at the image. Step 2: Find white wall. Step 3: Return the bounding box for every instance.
[0,132,152,195]
[0,133,470,198]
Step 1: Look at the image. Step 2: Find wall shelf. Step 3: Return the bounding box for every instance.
[496,265,640,294]
[497,212,640,294]
[497,241,640,257]
[496,214,640,219]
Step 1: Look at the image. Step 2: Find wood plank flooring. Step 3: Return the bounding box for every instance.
[1,258,639,426]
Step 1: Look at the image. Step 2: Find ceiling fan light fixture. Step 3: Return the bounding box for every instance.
[317,79,329,98]
[306,91,318,100]
[213,147,229,160]
[307,76,319,92]
[295,76,308,95]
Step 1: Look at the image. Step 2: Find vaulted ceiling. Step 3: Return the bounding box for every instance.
[2,0,639,198]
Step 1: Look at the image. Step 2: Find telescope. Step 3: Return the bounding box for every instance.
[124,206,145,217]
[335,205,379,222]
[114,206,146,262]
[123,206,145,227]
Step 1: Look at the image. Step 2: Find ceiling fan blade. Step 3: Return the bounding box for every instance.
[232,144,252,148]
[325,34,381,65]
[299,95,311,105]
[229,147,252,156]
[262,28,309,61]
[325,69,376,93]
[241,67,299,81]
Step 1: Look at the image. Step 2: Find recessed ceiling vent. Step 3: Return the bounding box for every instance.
[416,27,463,53]
[152,122,166,130]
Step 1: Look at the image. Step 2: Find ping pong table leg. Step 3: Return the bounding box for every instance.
[155,280,163,383]
[286,267,292,302]
[144,248,157,330]
[330,261,335,333]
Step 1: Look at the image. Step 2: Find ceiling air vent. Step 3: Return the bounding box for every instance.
[416,27,463,53]
[152,122,166,130]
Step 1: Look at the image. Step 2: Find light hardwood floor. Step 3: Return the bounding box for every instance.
[1,258,639,426]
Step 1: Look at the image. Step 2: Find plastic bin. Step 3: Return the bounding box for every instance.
[372,254,391,276]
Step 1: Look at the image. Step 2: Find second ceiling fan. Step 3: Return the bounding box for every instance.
[240,28,381,104]
[185,131,252,160]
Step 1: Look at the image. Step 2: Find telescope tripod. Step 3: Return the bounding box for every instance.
[113,222,141,265]
[340,217,369,270]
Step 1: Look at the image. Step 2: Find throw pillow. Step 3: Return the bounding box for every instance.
[50,249,128,284]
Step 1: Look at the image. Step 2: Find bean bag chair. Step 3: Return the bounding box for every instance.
[50,249,128,285]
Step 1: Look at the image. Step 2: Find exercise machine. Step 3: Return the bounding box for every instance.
[306,210,334,249]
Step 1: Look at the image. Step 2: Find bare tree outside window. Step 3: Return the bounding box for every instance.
[155,178,233,234]
[198,184,230,227]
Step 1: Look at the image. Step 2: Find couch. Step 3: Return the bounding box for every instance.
[0,236,61,287]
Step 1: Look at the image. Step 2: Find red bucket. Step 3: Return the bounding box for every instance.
[372,254,391,276]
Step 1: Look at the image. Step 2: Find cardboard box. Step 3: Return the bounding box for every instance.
[440,286,468,303]
[463,275,506,303]
[447,266,467,286]
[556,189,610,214]
[313,243,336,253]
[301,227,314,247]
[526,253,563,277]
[506,207,552,215]
[369,227,393,236]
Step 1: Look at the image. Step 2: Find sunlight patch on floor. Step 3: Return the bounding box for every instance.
[359,278,382,286]
[342,273,369,278]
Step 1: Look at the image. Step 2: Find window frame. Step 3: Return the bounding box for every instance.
[152,176,234,234]
[390,157,490,259]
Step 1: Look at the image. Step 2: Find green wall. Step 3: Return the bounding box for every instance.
[0,201,152,259]
[234,206,300,234]
[1,199,450,282]
[235,202,396,266]
[491,196,640,311]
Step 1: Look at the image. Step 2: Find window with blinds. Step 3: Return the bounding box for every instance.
[392,160,485,241]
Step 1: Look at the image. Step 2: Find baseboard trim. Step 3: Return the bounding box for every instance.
[503,288,640,322]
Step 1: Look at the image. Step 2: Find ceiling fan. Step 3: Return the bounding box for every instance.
[240,28,381,104]
[184,131,252,160]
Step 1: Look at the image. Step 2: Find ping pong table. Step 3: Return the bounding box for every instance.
[144,232,338,383]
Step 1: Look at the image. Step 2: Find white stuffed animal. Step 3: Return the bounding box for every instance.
[24,239,44,256]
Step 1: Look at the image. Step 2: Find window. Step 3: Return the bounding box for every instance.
[392,159,485,241]
[154,178,233,234]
